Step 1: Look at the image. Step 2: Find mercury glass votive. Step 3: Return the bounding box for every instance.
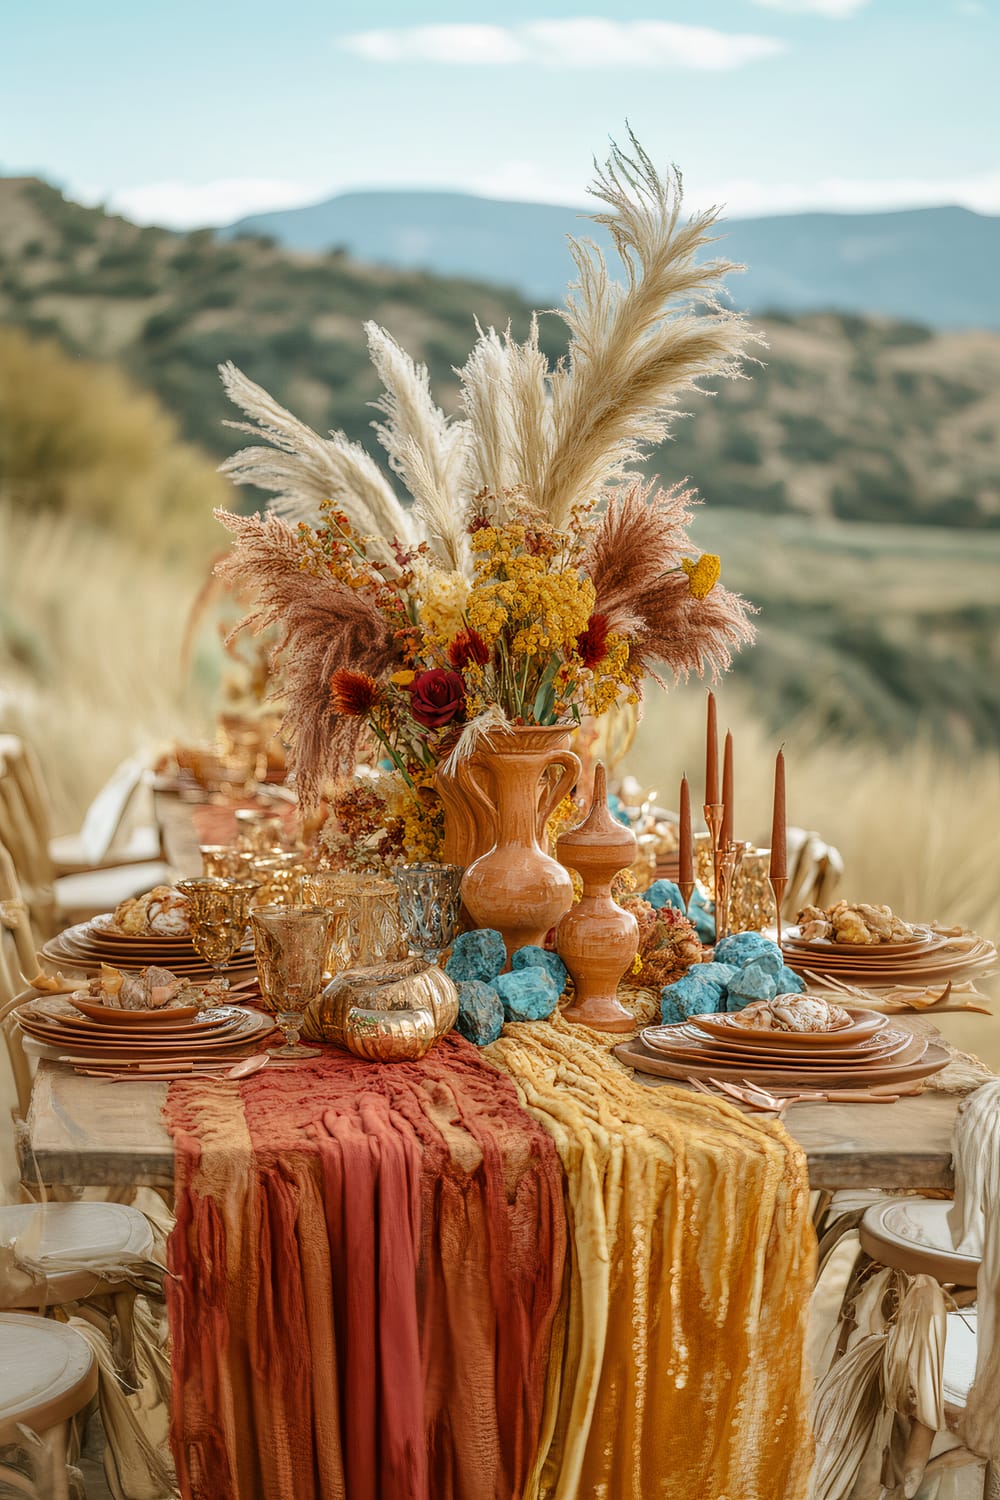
[249,851,308,907]
[234,809,285,855]
[301,872,407,968]
[392,863,464,964]
[199,844,253,880]
[729,847,778,934]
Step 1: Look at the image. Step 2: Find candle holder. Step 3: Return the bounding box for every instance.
[704,802,725,935]
[769,876,789,948]
[714,843,740,944]
[677,876,695,915]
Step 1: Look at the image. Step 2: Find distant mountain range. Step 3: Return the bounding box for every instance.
[226,192,1000,331]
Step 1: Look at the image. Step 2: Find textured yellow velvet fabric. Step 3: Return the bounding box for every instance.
[487,1005,816,1500]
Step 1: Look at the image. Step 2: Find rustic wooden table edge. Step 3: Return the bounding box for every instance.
[23,1056,961,1192]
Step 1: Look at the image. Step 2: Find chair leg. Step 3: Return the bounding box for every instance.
[43,1422,70,1500]
[985,1461,1000,1500]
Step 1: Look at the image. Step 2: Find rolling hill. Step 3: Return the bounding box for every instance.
[1,176,998,533]
[225,191,1000,331]
[1,175,999,746]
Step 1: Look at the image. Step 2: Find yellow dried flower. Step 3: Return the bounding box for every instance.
[680,554,721,600]
[412,562,470,643]
[390,670,416,687]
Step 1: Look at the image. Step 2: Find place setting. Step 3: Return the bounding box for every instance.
[616,993,952,1099]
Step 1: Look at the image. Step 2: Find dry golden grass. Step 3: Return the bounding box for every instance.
[0,501,223,829]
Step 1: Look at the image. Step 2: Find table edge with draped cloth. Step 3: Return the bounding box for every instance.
[165,1006,815,1500]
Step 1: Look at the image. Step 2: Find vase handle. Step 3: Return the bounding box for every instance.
[538,751,582,828]
[453,755,497,825]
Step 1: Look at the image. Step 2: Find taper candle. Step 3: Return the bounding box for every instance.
[721,731,734,848]
[678,775,693,886]
[705,691,719,806]
[769,748,786,881]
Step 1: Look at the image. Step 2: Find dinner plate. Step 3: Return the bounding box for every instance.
[69,997,201,1024]
[16,1005,272,1054]
[668,1022,913,1063]
[693,1008,884,1047]
[782,924,938,958]
[615,1034,949,1091]
[639,1026,915,1070]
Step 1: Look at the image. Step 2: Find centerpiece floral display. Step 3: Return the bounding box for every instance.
[214,133,759,870]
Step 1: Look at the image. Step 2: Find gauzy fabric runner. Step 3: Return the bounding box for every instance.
[487,1015,816,1500]
[164,1034,565,1500]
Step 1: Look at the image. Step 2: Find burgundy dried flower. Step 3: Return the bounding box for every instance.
[447,628,490,670]
[576,612,610,669]
[329,669,380,717]
[408,669,466,728]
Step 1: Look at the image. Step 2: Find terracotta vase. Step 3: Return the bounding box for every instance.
[556,762,639,1033]
[459,726,581,960]
[435,753,495,867]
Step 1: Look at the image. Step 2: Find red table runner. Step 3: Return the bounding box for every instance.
[165,1036,565,1500]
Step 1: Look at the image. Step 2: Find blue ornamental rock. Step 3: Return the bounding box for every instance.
[727,958,781,1009]
[713,931,778,968]
[777,966,806,996]
[688,889,716,945]
[608,793,632,829]
[511,945,569,995]
[454,980,504,1046]
[642,879,684,912]
[660,962,735,1025]
[445,928,506,985]
[495,967,559,1023]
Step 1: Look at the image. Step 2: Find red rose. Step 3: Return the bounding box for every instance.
[408,669,466,728]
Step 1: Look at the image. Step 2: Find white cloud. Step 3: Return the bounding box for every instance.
[340,19,789,71]
[89,177,328,229]
[750,0,870,16]
[702,168,1000,217]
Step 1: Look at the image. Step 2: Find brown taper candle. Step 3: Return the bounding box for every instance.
[721,731,734,848]
[769,748,786,880]
[678,775,693,886]
[705,691,719,806]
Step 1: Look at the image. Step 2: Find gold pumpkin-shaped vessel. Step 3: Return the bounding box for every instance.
[306,957,459,1061]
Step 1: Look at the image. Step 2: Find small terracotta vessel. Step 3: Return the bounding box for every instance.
[460,726,580,959]
[556,762,639,1033]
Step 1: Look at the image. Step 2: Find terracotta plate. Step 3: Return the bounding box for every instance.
[69,997,201,1024]
[693,1007,884,1047]
[615,1033,949,1091]
[639,1025,915,1070]
[670,1022,912,1063]
[782,923,937,958]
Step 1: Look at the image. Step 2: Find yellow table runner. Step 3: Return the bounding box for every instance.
[487,1003,816,1500]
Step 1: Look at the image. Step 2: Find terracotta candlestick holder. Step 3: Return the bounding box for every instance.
[556,762,639,1033]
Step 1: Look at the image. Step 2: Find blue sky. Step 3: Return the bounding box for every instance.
[2,0,997,226]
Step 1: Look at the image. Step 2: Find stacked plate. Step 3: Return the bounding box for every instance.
[40,913,258,983]
[616,1005,950,1089]
[780,923,997,988]
[17,995,275,1072]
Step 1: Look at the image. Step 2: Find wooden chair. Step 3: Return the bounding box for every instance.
[812,1083,1000,1498]
[0,737,172,934]
[0,1312,97,1500]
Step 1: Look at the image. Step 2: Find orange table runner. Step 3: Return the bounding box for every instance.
[165,1035,565,1500]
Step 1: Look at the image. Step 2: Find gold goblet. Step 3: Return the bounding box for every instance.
[176,877,258,989]
[250,905,331,1059]
[199,844,253,880]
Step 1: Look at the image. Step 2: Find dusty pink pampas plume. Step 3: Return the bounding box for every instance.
[214,509,405,807]
[584,482,755,687]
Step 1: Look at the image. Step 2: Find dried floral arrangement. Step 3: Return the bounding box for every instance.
[214,132,759,867]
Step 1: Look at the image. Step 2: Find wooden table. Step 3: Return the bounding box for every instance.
[20,791,955,1194]
[21,1048,963,1194]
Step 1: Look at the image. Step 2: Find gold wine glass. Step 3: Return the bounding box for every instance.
[176,877,258,989]
[250,905,331,1059]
